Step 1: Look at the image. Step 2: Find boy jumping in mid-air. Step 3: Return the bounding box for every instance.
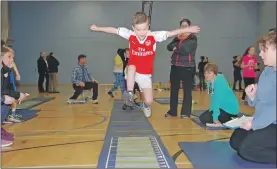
[90,12,200,117]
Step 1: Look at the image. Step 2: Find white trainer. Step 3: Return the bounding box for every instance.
[141,103,152,118]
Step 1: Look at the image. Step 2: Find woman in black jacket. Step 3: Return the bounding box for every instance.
[165,18,198,119]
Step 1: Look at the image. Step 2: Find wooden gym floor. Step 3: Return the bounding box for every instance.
[1,85,254,168]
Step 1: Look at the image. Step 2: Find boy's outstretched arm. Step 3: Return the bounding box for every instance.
[90,25,132,40]
[90,24,118,34]
[167,26,200,38]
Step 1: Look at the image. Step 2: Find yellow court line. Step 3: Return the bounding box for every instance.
[16,134,105,139]
[12,127,203,132]
[10,127,218,136]
[176,162,191,165]
[15,164,97,168]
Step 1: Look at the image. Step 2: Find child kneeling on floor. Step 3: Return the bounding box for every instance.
[199,62,240,125]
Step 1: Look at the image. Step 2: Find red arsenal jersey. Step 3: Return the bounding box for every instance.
[117,27,168,74]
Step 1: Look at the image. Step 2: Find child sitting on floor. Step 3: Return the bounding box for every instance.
[1,46,29,147]
[1,46,28,123]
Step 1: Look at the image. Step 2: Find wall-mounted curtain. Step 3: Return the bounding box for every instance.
[1,1,9,42]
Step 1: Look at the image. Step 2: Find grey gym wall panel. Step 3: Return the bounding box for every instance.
[11,1,260,84]
[150,1,258,83]
[258,1,276,36]
[10,1,140,84]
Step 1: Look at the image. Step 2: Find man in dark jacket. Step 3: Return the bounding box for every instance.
[47,52,60,93]
[37,52,49,92]
[198,56,207,91]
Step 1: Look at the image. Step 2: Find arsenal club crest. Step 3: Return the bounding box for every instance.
[145,40,151,46]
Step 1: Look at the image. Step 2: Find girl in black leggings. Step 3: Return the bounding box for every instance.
[240,47,258,101]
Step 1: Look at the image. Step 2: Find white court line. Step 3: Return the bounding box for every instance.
[105,136,114,168]
[153,136,169,168]
[15,164,97,168]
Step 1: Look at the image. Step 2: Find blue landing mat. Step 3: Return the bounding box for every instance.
[16,97,55,110]
[15,109,40,121]
[97,100,176,168]
[191,110,206,117]
[154,97,182,104]
[191,110,246,117]
[191,112,246,130]
[191,118,229,130]
[179,142,276,168]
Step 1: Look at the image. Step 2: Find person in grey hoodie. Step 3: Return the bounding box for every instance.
[164,18,198,119]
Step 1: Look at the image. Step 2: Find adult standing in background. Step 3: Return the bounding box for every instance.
[232,55,243,91]
[47,52,60,93]
[164,18,198,119]
[198,56,207,91]
[108,48,129,97]
[37,52,49,93]
[117,48,129,78]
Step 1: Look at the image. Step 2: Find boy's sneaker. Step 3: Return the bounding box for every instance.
[7,114,22,123]
[1,128,14,140]
[122,104,128,110]
[134,102,143,108]
[3,120,13,124]
[141,103,152,118]
[108,91,114,98]
[123,91,134,106]
[1,135,14,148]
